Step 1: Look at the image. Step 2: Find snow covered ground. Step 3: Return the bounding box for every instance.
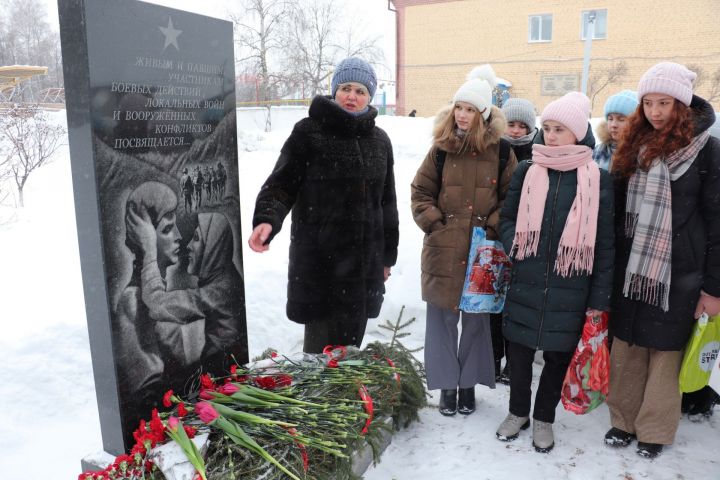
[0,110,718,479]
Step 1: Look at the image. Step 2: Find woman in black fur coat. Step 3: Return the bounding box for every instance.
[248,57,399,353]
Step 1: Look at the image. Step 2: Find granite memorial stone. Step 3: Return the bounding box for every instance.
[59,0,248,454]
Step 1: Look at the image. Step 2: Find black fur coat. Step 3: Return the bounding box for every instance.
[253,95,399,324]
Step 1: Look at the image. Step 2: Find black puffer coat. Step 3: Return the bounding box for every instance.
[252,96,399,324]
[611,95,720,351]
[499,131,615,352]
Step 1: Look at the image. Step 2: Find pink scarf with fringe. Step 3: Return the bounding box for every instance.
[511,144,600,277]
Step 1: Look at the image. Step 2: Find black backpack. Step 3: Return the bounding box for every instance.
[435,138,512,185]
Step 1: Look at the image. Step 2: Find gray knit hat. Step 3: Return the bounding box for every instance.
[502,98,537,130]
[331,57,377,99]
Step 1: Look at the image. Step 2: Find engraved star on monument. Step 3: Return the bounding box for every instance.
[159,17,182,51]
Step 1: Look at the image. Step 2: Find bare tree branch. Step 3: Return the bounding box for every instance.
[280,0,385,97]
[0,104,65,206]
[588,61,629,111]
[230,0,295,102]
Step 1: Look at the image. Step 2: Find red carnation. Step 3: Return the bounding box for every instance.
[200,373,215,390]
[162,389,174,408]
[276,374,292,387]
[177,402,189,417]
[254,376,277,389]
[149,408,166,444]
[184,424,197,438]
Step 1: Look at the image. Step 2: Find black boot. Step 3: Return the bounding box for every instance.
[686,386,719,420]
[458,387,476,415]
[636,442,663,459]
[604,427,636,447]
[439,389,457,416]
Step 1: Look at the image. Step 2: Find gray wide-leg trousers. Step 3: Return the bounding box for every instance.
[424,302,496,390]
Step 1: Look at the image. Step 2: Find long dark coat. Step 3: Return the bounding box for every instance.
[252,96,399,324]
[611,95,720,351]
[499,131,615,352]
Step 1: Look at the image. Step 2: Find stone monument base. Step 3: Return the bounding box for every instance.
[80,418,393,478]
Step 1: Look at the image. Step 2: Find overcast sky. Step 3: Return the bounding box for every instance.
[44,0,397,81]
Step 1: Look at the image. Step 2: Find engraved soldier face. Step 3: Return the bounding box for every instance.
[187,225,204,276]
[156,212,181,269]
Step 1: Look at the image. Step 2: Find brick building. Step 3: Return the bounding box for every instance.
[390,0,720,117]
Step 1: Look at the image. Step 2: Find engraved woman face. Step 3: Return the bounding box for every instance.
[186,225,204,276]
[155,212,181,270]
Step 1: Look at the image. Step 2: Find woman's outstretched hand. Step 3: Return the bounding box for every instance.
[126,202,157,259]
[248,223,273,252]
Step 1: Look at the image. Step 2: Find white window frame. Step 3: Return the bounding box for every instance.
[580,9,608,40]
[528,14,553,43]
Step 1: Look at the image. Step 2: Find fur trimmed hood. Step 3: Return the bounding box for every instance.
[433,103,506,152]
[690,94,717,136]
[595,120,613,146]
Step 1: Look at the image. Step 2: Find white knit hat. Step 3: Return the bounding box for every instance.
[453,64,497,120]
[637,62,696,106]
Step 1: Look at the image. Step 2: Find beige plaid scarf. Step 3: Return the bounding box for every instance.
[624,131,710,311]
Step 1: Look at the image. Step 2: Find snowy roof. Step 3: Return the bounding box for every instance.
[0,65,48,90]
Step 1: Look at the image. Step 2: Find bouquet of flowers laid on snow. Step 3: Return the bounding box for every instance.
[80,308,427,480]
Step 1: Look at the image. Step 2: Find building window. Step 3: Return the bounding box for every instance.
[529,14,552,42]
[581,10,607,40]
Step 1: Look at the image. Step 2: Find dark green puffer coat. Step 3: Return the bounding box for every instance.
[499,135,615,352]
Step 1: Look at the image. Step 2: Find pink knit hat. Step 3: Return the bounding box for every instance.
[540,91,590,142]
[637,62,696,106]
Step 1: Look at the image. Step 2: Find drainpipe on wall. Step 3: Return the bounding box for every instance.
[581,10,596,95]
[388,0,404,116]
